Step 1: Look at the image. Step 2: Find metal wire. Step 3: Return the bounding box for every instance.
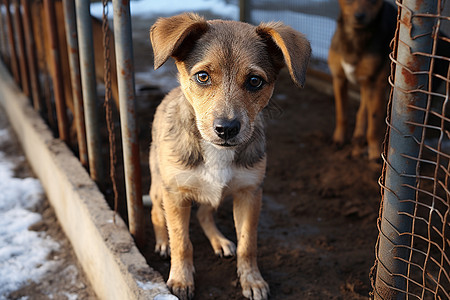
[373,0,450,298]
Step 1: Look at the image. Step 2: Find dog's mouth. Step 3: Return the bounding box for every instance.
[213,141,238,148]
[351,22,369,29]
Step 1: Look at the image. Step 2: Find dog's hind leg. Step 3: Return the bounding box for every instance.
[233,187,269,300]
[366,79,387,162]
[197,204,236,257]
[150,180,169,257]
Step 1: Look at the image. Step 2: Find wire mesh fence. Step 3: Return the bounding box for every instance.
[373,0,450,298]
[242,0,339,71]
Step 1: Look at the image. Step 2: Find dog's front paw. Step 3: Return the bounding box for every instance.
[332,128,346,147]
[167,277,194,300]
[155,241,170,258]
[211,237,236,257]
[239,271,269,300]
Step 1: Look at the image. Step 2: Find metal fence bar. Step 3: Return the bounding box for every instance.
[112,0,144,246]
[374,0,439,298]
[43,0,69,143]
[75,0,103,182]
[0,3,10,65]
[239,0,251,23]
[12,0,29,97]
[62,0,88,167]
[4,0,20,85]
[22,0,41,111]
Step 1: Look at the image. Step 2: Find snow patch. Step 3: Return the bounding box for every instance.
[0,132,60,298]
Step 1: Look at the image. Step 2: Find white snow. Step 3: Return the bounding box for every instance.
[0,129,60,298]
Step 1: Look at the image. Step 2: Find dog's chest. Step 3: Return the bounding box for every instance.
[173,143,261,208]
[199,144,235,189]
[341,60,358,85]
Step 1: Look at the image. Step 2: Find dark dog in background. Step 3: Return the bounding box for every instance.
[149,13,310,300]
[328,0,396,161]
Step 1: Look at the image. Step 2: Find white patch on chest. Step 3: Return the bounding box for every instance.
[200,142,235,188]
[169,142,263,208]
[341,60,357,85]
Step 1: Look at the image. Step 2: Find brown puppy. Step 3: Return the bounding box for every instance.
[328,0,396,161]
[149,13,311,300]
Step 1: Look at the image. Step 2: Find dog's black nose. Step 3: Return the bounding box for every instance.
[354,12,366,23]
[214,118,241,140]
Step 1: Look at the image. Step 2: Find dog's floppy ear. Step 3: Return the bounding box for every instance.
[256,22,311,88]
[150,13,209,69]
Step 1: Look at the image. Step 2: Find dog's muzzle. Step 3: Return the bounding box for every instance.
[213,118,241,141]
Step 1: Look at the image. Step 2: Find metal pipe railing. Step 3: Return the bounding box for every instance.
[0,3,10,66]
[21,0,42,111]
[374,0,438,298]
[62,0,88,167]
[239,0,251,23]
[43,0,69,143]
[75,0,103,182]
[112,0,144,246]
[12,0,30,97]
[4,0,20,85]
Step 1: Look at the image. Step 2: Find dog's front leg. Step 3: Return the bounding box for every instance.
[332,75,349,146]
[163,190,194,300]
[233,187,269,300]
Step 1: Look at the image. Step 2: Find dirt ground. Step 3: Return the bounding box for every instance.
[133,69,383,300]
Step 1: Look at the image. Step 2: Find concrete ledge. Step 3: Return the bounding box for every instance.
[0,62,175,300]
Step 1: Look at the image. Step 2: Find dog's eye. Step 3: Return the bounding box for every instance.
[195,71,210,84]
[247,76,264,91]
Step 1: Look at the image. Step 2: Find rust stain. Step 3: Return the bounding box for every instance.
[400,9,412,27]
[401,66,418,87]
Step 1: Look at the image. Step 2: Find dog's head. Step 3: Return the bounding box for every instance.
[150,13,311,148]
[338,0,384,28]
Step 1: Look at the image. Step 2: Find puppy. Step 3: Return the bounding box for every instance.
[328,0,396,161]
[149,13,311,300]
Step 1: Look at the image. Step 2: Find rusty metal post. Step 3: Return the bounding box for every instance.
[4,0,20,84]
[239,0,251,23]
[0,3,9,64]
[112,0,144,246]
[75,0,103,182]
[43,0,69,143]
[12,0,30,97]
[21,0,41,111]
[62,0,88,167]
[374,0,438,299]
